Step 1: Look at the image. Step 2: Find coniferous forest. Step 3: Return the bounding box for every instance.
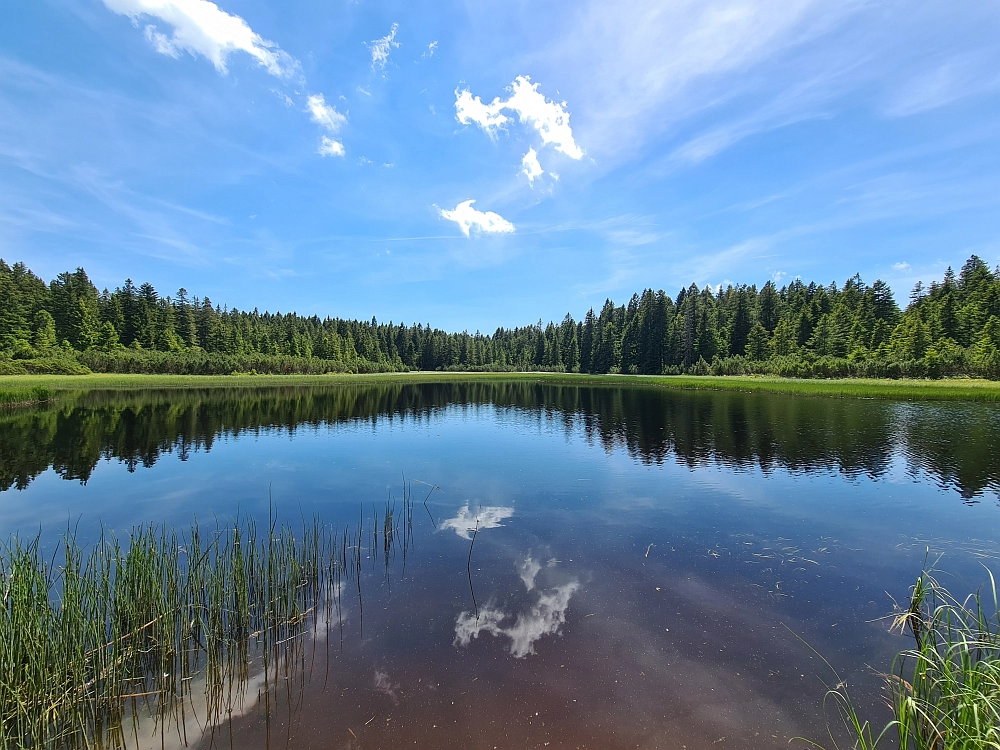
[2,255,999,379]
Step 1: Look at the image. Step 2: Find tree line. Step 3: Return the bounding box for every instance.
[1,255,999,378]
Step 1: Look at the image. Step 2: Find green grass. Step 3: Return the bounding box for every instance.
[2,371,1000,401]
[0,385,51,408]
[815,567,1000,750]
[0,495,413,749]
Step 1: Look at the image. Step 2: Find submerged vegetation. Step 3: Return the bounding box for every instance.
[822,568,1000,750]
[0,495,414,749]
[2,255,1000,378]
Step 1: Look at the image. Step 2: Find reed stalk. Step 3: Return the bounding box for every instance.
[0,493,414,749]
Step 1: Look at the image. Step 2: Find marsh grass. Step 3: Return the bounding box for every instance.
[4,372,1000,402]
[0,491,414,749]
[0,385,50,408]
[814,566,1000,750]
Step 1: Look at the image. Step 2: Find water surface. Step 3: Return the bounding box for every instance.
[3,380,999,749]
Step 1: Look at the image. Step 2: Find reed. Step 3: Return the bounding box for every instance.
[816,567,1000,749]
[0,495,414,749]
[0,385,50,408]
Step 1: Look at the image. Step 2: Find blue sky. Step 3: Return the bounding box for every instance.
[2,0,999,331]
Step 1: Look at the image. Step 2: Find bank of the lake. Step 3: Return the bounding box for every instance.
[3,371,1000,402]
[0,385,51,409]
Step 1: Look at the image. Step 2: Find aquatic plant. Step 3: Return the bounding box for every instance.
[0,385,50,408]
[815,567,1000,750]
[0,494,414,749]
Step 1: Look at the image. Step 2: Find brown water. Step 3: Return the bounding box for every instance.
[3,380,999,749]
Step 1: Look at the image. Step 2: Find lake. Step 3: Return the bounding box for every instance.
[2,380,999,749]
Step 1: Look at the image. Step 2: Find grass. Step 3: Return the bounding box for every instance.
[0,494,414,749]
[0,385,51,408]
[816,566,1000,750]
[1,371,1000,401]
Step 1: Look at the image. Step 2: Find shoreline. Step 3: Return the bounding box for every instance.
[2,371,1000,401]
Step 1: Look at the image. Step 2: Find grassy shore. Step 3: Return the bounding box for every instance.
[0,385,51,408]
[1,371,999,401]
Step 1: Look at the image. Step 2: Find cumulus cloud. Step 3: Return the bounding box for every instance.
[893,261,911,271]
[439,502,514,538]
[521,147,543,184]
[438,200,515,238]
[454,557,579,658]
[425,41,438,57]
[103,0,297,77]
[368,23,399,71]
[455,76,583,159]
[455,89,509,135]
[307,94,346,133]
[318,136,344,157]
[505,76,583,159]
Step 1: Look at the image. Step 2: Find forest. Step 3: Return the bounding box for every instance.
[1,255,999,379]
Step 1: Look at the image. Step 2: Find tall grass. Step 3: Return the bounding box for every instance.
[0,385,50,408]
[0,493,414,749]
[818,567,999,749]
[889,568,1000,749]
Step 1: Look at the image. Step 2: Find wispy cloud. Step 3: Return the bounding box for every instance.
[102,0,298,77]
[884,53,1000,117]
[307,94,346,157]
[439,200,515,238]
[367,23,399,72]
[102,1,351,157]
[306,94,346,133]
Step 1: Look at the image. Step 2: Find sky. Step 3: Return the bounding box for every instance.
[1,0,999,331]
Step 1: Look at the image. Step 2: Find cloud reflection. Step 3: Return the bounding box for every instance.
[439,503,514,539]
[455,556,579,658]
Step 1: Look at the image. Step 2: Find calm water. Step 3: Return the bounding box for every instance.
[3,380,1000,749]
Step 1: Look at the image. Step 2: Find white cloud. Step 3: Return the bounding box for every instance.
[455,76,583,159]
[368,23,399,72]
[439,200,515,238]
[306,94,346,133]
[439,503,514,538]
[885,53,1000,118]
[505,76,583,159]
[424,41,438,58]
[521,147,543,184]
[893,261,911,270]
[454,557,579,658]
[317,136,344,157]
[455,89,509,135]
[532,0,869,164]
[103,0,297,77]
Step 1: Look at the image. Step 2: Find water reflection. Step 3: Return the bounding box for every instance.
[440,503,515,539]
[1,381,998,500]
[455,556,580,658]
